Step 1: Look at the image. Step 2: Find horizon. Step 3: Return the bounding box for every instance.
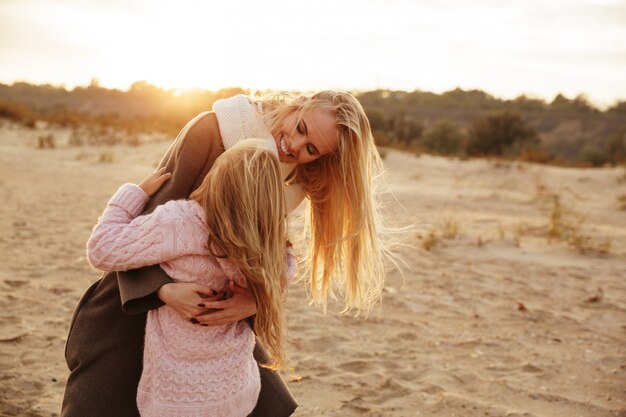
[1,0,625,108]
[2,78,621,110]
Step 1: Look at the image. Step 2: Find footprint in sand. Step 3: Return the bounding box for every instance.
[395,331,418,341]
[338,360,378,374]
[521,363,543,373]
[421,384,445,395]
[298,356,333,376]
[486,362,543,379]
[0,316,31,342]
[47,285,74,295]
[21,350,42,366]
[3,279,28,288]
[307,334,349,353]
[374,378,412,402]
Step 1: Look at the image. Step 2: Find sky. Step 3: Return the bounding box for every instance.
[0,0,625,107]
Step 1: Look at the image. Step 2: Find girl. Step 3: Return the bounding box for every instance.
[62,91,390,417]
[86,140,293,417]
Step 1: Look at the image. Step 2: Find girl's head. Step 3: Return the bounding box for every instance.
[260,91,386,315]
[190,139,289,368]
[191,139,286,255]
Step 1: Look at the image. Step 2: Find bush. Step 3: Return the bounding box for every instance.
[421,119,465,156]
[390,113,423,144]
[579,145,610,167]
[607,101,626,115]
[466,110,538,156]
[606,129,626,165]
[373,129,395,147]
[366,109,389,132]
[0,100,30,122]
[519,148,551,164]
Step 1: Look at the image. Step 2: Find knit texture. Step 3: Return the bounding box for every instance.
[87,184,295,417]
[213,94,306,213]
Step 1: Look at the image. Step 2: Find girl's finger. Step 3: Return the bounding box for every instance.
[157,173,172,186]
[229,280,247,293]
[196,294,225,307]
[195,287,218,299]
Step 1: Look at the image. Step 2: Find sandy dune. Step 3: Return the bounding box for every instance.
[1,121,624,417]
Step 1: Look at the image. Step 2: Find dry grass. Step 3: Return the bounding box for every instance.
[545,192,612,254]
[513,222,527,247]
[98,151,114,163]
[617,167,626,184]
[74,151,92,161]
[547,194,567,241]
[37,134,55,149]
[617,194,626,211]
[498,222,506,240]
[441,217,460,239]
[68,126,144,147]
[418,216,461,251]
[420,231,439,251]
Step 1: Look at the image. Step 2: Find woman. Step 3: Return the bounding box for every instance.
[61,91,388,417]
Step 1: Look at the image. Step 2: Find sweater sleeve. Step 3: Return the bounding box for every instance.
[117,111,225,314]
[87,184,196,272]
[286,245,297,284]
[285,183,306,214]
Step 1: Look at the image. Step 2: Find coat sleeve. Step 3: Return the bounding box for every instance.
[117,111,225,314]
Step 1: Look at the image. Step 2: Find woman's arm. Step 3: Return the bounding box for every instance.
[117,111,226,314]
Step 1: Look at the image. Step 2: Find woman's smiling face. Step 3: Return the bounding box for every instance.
[273,108,339,164]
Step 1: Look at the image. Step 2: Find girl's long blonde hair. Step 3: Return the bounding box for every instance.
[258,91,388,315]
[190,139,288,369]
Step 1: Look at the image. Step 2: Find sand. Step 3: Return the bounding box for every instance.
[1,121,624,417]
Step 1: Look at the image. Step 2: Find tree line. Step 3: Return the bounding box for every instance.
[1,81,624,166]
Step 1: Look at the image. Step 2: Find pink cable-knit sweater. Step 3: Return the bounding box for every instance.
[87,183,295,417]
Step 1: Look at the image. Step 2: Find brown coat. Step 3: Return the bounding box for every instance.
[61,112,298,417]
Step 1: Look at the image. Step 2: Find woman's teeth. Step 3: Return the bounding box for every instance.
[280,136,291,156]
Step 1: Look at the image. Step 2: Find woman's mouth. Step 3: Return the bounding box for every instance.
[279,134,293,159]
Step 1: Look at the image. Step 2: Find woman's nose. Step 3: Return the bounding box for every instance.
[288,135,303,157]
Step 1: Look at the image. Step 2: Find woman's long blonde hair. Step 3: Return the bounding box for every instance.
[258,91,388,315]
[190,139,288,369]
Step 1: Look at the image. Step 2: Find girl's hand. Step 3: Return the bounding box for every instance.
[139,167,172,197]
[194,280,257,327]
[157,282,224,321]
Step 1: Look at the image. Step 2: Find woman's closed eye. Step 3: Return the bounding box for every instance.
[297,121,307,135]
[296,120,318,155]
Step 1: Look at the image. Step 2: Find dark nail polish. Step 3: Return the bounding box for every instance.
[190,318,198,324]
[201,324,208,327]
[197,303,205,308]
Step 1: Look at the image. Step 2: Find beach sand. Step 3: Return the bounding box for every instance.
[1,121,624,416]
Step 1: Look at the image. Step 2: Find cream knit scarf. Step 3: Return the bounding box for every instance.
[212,95,305,212]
